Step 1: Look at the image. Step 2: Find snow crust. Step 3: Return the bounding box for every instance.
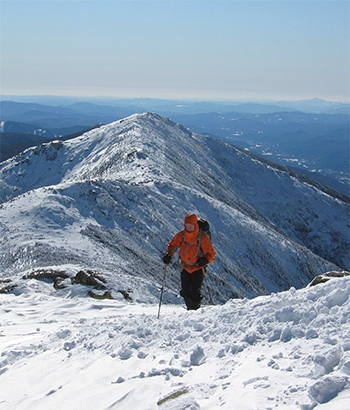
[1,275,349,409]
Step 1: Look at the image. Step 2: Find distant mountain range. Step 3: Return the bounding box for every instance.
[0,113,348,303]
[1,96,349,114]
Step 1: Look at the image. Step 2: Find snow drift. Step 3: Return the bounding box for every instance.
[0,273,349,409]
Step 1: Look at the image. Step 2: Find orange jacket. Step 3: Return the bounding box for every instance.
[166,223,216,273]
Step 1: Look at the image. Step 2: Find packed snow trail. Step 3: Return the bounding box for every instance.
[0,276,349,409]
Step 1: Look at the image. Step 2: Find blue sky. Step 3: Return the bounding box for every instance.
[1,0,349,102]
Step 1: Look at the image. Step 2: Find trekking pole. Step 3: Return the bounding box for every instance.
[157,265,167,319]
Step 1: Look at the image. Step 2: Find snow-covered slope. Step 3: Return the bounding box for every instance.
[0,113,348,302]
[1,274,349,409]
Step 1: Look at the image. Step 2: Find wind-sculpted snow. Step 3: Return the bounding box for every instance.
[0,113,348,301]
[0,276,349,409]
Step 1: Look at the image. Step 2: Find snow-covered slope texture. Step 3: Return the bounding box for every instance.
[0,113,348,302]
[205,138,350,270]
[1,275,350,409]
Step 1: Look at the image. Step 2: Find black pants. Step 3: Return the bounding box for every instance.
[180,268,204,310]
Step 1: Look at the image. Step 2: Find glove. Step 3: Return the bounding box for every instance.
[163,253,172,264]
[197,257,208,267]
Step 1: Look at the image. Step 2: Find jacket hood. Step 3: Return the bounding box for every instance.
[184,213,198,225]
[183,213,199,242]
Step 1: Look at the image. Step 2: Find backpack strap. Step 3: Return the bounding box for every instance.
[180,229,205,249]
[197,229,204,257]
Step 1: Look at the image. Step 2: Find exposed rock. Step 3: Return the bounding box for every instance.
[21,268,113,299]
[72,270,106,289]
[0,279,17,294]
[118,289,133,301]
[22,269,68,282]
[309,271,350,287]
[54,277,69,290]
[88,290,113,300]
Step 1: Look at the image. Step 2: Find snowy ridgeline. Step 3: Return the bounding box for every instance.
[0,275,349,410]
[0,113,349,302]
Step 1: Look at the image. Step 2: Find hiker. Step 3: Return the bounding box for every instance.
[162,213,216,310]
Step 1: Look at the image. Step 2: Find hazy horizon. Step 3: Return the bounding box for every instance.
[1,94,348,105]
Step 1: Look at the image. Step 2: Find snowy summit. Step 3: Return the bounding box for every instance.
[0,112,349,409]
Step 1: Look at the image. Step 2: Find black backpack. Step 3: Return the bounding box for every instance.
[197,218,211,241]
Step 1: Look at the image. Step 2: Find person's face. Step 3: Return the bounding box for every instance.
[185,223,195,232]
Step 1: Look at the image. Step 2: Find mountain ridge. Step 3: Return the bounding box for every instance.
[0,113,348,302]
[2,101,348,196]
